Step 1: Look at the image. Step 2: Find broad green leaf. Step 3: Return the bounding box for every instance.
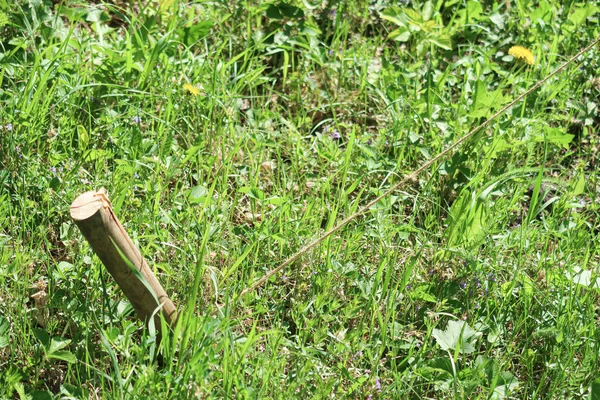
[568,3,599,29]
[432,320,478,354]
[590,378,600,400]
[182,145,203,164]
[421,1,434,21]
[389,27,411,42]
[543,127,574,149]
[33,328,50,347]
[265,196,284,205]
[189,185,208,201]
[380,7,407,27]
[465,0,483,21]
[404,8,423,24]
[455,1,484,25]
[77,124,89,150]
[429,34,452,50]
[426,357,453,373]
[182,21,213,47]
[470,81,510,118]
[422,20,438,32]
[48,350,76,364]
[31,390,53,400]
[489,13,505,29]
[0,12,9,28]
[0,316,9,348]
[486,137,513,159]
[86,9,106,23]
[248,187,265,200]
[492,372,519,399]
[14,382,27,400]
[48,337,71,354]
[84,149,113,162]
[278,3,304,18]
[266,2,304,20]
[518,272,535,302]
[446,188,488,247]
[526,167,544,225]
[530,0,553,24]
[410,284,437,303]
[573,174,586,196]
[159,0,175,11]
[566,266,600,289]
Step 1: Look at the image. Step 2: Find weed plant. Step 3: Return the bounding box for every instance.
[0,0,599,398]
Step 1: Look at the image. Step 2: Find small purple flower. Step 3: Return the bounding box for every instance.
[415,304,421,311]
[5,123,12,131]
[134,172,139,179]
[282,275,287,281]
[428,269,435,275]
[50,166,57,174]
[375,377,381,391]
[487,272,496,282]
[459,281,466,290]
[406,283,412,290]
[132,116,141,124]
[330,129,341,140]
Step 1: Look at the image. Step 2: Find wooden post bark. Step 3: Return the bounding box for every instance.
[70,188,177,330]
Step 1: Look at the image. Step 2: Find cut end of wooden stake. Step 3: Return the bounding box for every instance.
[70,189,111,221]
[70,190,104,221]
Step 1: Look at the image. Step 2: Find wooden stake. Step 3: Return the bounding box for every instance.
[70,188,177,330]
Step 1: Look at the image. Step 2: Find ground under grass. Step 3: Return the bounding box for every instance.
[1,0,600,398]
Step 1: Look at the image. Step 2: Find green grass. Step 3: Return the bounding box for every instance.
[1,0,600,398]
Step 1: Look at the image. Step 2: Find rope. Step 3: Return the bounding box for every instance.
[240,36,600,297]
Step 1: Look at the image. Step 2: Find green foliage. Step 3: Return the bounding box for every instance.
[381,1,452,55]
[432,320,478,354]
[1,0,600,398]
[33,328,77,364]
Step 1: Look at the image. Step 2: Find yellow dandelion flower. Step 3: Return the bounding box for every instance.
[508,46,535,66]
[183,83,200,96]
